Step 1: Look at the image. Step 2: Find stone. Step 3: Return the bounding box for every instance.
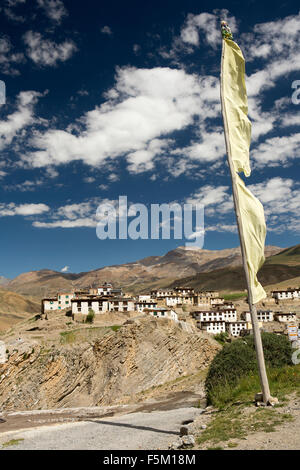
[180,425,189,436]
[201,424,207,430]
[169,438,183,450]
[268,396,279,406]
[181,435,195,448]
[255,392,263,403]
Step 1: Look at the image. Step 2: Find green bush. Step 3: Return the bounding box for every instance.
[243,333,293,368]
[205,332,293,404]
[85,309,95,324]
[214,331,230,345]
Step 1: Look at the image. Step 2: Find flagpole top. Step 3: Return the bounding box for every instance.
[221,20,233,40]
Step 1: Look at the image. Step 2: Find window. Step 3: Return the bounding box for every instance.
[66,301,69,304]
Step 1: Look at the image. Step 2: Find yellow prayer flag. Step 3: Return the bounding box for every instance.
[223,39,252,177]
[236,175,267,304]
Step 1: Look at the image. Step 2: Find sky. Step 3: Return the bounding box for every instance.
[0,0,300,278]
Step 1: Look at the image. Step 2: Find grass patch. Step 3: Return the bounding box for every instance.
[223,292,247,301]
[197,405,293,448]
[208,365,300,409]
[2,438,24,448]
[59,325,122,344]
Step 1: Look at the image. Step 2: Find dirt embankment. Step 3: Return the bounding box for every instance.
[0,317,219,411]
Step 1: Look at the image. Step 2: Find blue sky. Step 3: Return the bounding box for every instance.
[0,0,300,278]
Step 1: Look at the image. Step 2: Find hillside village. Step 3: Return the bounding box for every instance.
[42,282,300,340]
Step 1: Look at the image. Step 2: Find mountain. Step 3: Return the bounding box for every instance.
[169,263,300,293]
[0,288,40,331]
[5,245,283,297]
[265,244,300,266]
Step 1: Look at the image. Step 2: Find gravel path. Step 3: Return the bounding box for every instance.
[0,407,203,450]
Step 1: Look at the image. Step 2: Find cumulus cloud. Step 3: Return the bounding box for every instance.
[37,0,67,24]
[0,202,50,217]
[0,36,24,75]
[23,67,220,171]
[61,265,69,272]
[0,90,43,150]
[23,31,77,66]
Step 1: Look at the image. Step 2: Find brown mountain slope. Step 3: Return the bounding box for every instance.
[0,288,40,332]
[6,245,283,297]
[169,264,300,293]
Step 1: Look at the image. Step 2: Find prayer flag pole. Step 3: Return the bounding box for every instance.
[220,21,272,405]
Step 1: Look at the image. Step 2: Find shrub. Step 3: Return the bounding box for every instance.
[85,309,95,324]
[214,331,230,345]
[205,332,293,404]
[244,332,293,368]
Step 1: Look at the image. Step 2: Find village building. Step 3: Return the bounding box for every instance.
[150,289,176,298]
[173,286,195,295]
[197,320,226,334]
[219,307,237,322]
[97,283,113,296]
[137,295,151,302]
[143,307,178,322]
[271,288,300,300]
[42,298,59,312]
[210,297,225,307]
[274,312,297,322]
[57,293,74,310]
[192,310,224,322]
[241,310,274,322]
[135,299,158,312]
[226,321,248,337]
[71,296,135,315]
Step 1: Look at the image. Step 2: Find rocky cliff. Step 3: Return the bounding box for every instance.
[0,317,219,411]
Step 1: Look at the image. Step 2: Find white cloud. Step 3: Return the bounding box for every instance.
[0,202,50,217]
[0,36,24,75]
[24,67,220,170]
[23,31,77,66]
[0,90,43,150]
[100,25,112,36]
[61,265,69,272]
[37,0,67,24]
[251,133,300,166]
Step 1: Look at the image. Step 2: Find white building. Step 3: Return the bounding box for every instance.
[221,307,237,322]
[138,295,151,302]
[150,289,175,298]
[192,311,224,322]
[210,297,225,307]
[174,287,195,295]
[226,321,248,337]
[241,310,274,322]
[198,320,226,334]
[271,289,300,300]
[144,307,178,322]
[97,283,112,295]
[135,299,158,312]
[72,297,109,314]
[274,312,297,322]
[71,296,135,315]
[42,298,59,312]
[57,293,74,310]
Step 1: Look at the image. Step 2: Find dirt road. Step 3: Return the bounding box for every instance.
[0,407,203,450]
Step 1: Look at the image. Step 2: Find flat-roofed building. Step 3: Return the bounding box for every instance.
[274,312,297,322]
[135,299,158,312]
[192,310,224,322]
[226,321,248,337]
[197,320,226,334]
[143,307,178,322]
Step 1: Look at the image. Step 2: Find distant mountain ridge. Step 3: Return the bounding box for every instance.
[5,244,283,297]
